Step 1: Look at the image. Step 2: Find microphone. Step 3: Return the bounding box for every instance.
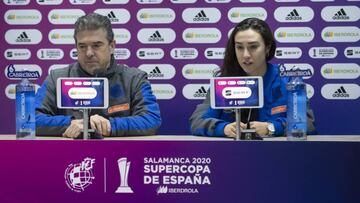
[241,108,263,140]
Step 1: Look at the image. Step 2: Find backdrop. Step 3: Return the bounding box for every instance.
[1,0,360,135]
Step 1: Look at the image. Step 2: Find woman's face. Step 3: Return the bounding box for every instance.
[234,29,269,76]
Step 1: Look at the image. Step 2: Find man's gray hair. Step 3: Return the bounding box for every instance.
[74,13,114,43]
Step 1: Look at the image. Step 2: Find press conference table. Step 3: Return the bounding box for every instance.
[1,134,360,141]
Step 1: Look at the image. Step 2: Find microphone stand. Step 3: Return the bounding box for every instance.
[235,109,241,140]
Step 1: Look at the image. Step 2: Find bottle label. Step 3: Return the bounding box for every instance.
[16,83,36,139]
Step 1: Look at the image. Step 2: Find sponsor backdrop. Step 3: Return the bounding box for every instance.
[0,141,359,202]
[1,0,360,135]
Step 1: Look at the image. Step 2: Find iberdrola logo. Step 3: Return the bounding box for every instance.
[51,33,60,39]
[277,32,286,38]
[140,13,149,19]
[185,32,195,39]
[7,14,16,20]
[324,31,334,37]
[51,14,60,20]
[231,12,240,18]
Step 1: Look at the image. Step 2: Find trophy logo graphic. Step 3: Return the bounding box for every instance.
[115,157,133,193]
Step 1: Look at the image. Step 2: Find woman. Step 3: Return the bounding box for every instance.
[190,18,316,138]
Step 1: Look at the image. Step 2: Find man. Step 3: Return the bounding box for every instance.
[35,13,161,138]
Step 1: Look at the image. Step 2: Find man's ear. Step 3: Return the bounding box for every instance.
[110,40,116,54]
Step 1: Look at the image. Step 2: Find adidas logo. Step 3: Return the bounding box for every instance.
[332,86,349,97]
[107,11,119,22]
[193,10,209,21]
[15,32,31,43]
[193,86,207,97]
[285,9,302,20]
[332,8,349,20]
[148,66,164,78]
[148,31,164,42]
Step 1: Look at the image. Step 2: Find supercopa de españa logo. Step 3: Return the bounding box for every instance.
[65,158,95,192]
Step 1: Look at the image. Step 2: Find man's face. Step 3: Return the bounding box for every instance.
[75,29,115,75]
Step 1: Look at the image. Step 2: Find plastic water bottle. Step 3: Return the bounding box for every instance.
[286,77,307,141]
[15,78,36,139]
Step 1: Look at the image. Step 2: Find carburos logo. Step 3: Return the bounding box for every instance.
[170,48,198,59]
[228,7,267,22]
[182,8,221,23]
[137,48,164,59]
[150,84,176,100]
[309,47,337,59]
[322,27,360,42]
[138,64,176,80]
[48,29,74,44]
[183,28,221,44]
[113,28,131,44]
[114,48,131,60]
[136,0,163,4]
[279,63,313,79]
[344,47,360,59]
[274,7,314,22]
[205,48,225,59]
[138,28,175,44]
[65,158,95,192]
[69,0,95,4]
[95,9,130,24]
[274,27,314,43]
[5,9,42,25]
[183,84,210,99]
[48,9,85,24]
[321,84,360,100]
[275,47,302,59]
[37,49,64,60]
[137,8,175,24]
[182,64,219,80]
[5,29,42,45]
[36,0,63,5]
[321,6,360,22]
[321,63,360,79]
[5,49,31,60]
[5,64,42,80]
[102,0,129,4]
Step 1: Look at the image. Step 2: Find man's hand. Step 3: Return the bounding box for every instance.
[63,119,83,138]
[224,122,246,138]
[90,114,111,136]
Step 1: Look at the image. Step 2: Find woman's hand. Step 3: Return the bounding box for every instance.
[249,121,269,137]
[224,122,247,138]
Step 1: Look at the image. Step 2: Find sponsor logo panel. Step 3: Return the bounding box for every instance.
[137,48,164,59]
[4,64,42,80]
[170,48,198,59]
[182,8,221,23]
[136,0,163,4]
[137,8,175,24]
[95,9,130,24]
[228,7,267,22]
[5,9,42,25]
[48,9,85,24]
[114,48,131,60]
[102,0,129,4]
[138,64,176,80]
[182,84,210,100]
[69,0,96,5]
[321,84,360,100]
[321,26,360,42]
[182,64,219,79]
[275,27,314,43]
[37,49,64,60]
[48,64,68,74]
[204,0,231,3]
[306,83,314,99]
[274,7,314,22]
[36,0,63,5]
[280,63,314,79]
[137,28,176,44]
[183,28,221,44]
[275,47,302,59]
[48,29,74,44]
[5,0,30,5]
[321,63,360,79]
[309,47,337,59]
[344,47,360,58]
[4,49,31,60]
[113,28,131,44]
[5,29,42,45]
[204,48,225,59]
[70,48,78,60]
[239,0,265,2]
[151,84,176,100]
[321,6,360,22]
[171,0,197,3]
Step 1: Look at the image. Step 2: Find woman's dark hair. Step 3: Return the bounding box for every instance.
[219,18,276,76]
